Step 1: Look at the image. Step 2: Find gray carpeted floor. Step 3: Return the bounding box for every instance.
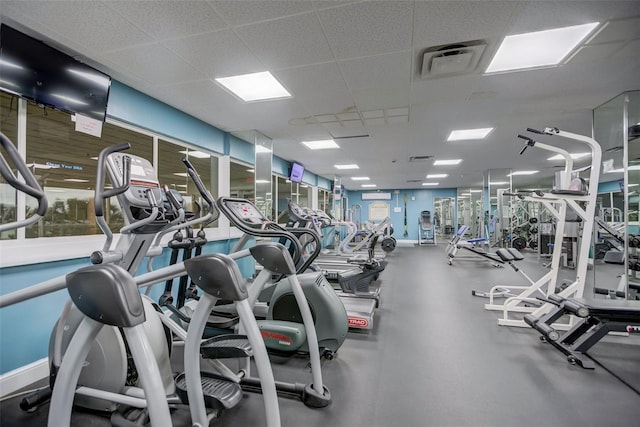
[2,245,639,426]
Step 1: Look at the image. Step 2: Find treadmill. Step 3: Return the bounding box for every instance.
[285,202,380,330]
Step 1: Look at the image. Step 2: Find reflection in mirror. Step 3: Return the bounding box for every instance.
[487,169,512,248]
[276,175,292,222]
[230,161,254,201]
[434,197,455,237]
[456,187,483,238]
[254,131,273,219]
[592,91,640,299]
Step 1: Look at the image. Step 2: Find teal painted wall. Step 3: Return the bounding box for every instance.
[108,81,225,154]
[0,238,254,374]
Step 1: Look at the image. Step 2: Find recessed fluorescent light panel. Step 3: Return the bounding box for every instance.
[179,150,209,158]
[490,181,509,185]
[335,164,359,170]
[351,177,370,181]
[486,22,599,73]
[547,152,590,161]
[426,174,448,179]
[433,159,462,166]
[361,184,376,188]
[63,178,89,183]
[422,182,439,186]
[215,71,291,102]
[302,139,339,150]
[509,170,539,176]
[447,128,494,141]
[470,190,483,193]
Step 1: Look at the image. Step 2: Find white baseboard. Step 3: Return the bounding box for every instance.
[0,358,48,398]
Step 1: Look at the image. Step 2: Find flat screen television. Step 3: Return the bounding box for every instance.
[289,162,305,183]
[0,24,111,121]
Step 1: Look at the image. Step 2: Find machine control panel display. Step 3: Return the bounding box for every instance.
[227,200,266,225]
[106,153,161,208]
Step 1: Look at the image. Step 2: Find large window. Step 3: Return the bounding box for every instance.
[157,139,218,226]
[0,92,19,240]
[23,103,153,237]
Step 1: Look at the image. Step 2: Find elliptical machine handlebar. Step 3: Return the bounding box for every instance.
[94,143,131,218]
[182,156,219,224]
[0,132,48,232]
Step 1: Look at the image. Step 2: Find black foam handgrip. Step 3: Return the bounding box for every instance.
[527,127,544,134]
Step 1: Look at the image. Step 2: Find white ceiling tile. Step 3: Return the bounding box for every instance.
[507,1,640,34]
[613,39,640,58]
[365,118,386,126]
[362,110,384,119]
[210,1,315,26]
[102,44,204,85]
[588,16,640,44]
[387,107,409,117]
[387,115,408,124]
[163,30,265,78]
[353,85,410,111]
[337,112,360,121]
[313,1,359,11]
[340,51,411,90]
[413,1,522,48]
[342,119,365,128]
[568,42,626,64]
[2,1,154,53]
[274,63,355,116]
[235,12,334,69]
[106,1,227,40]
[318,1,414,59]
[315,114,338,123]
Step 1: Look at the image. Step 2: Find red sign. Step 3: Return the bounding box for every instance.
[348,317,369,328]
[261,330,293,345]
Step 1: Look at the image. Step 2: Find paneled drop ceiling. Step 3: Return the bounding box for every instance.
[1,1,639,190]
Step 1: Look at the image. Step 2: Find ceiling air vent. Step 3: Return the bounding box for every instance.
[420,40,487,79]
[408,155,433,162]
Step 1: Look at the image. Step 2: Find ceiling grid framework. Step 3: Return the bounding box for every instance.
[0,0,639,189]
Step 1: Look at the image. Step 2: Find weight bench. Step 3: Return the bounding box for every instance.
[446,226,503,267]
[473,249,543,303]
[524,295,640,369]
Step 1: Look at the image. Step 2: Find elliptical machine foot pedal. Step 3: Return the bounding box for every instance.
[200,334,253,359]
[174,372,243,410]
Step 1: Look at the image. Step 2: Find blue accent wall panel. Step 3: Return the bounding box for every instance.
[107,80,225,153]
[228,135,254,164]
[0,238,255,374]
[273,156,289,177]
[317,176,332,191]
[0,258,90,374]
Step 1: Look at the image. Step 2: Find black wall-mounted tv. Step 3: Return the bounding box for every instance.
[0,24,111,121]
[289,162,305,183]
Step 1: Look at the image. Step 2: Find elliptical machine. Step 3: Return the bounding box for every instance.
[17,143,283,426]
[179,196,350,361]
